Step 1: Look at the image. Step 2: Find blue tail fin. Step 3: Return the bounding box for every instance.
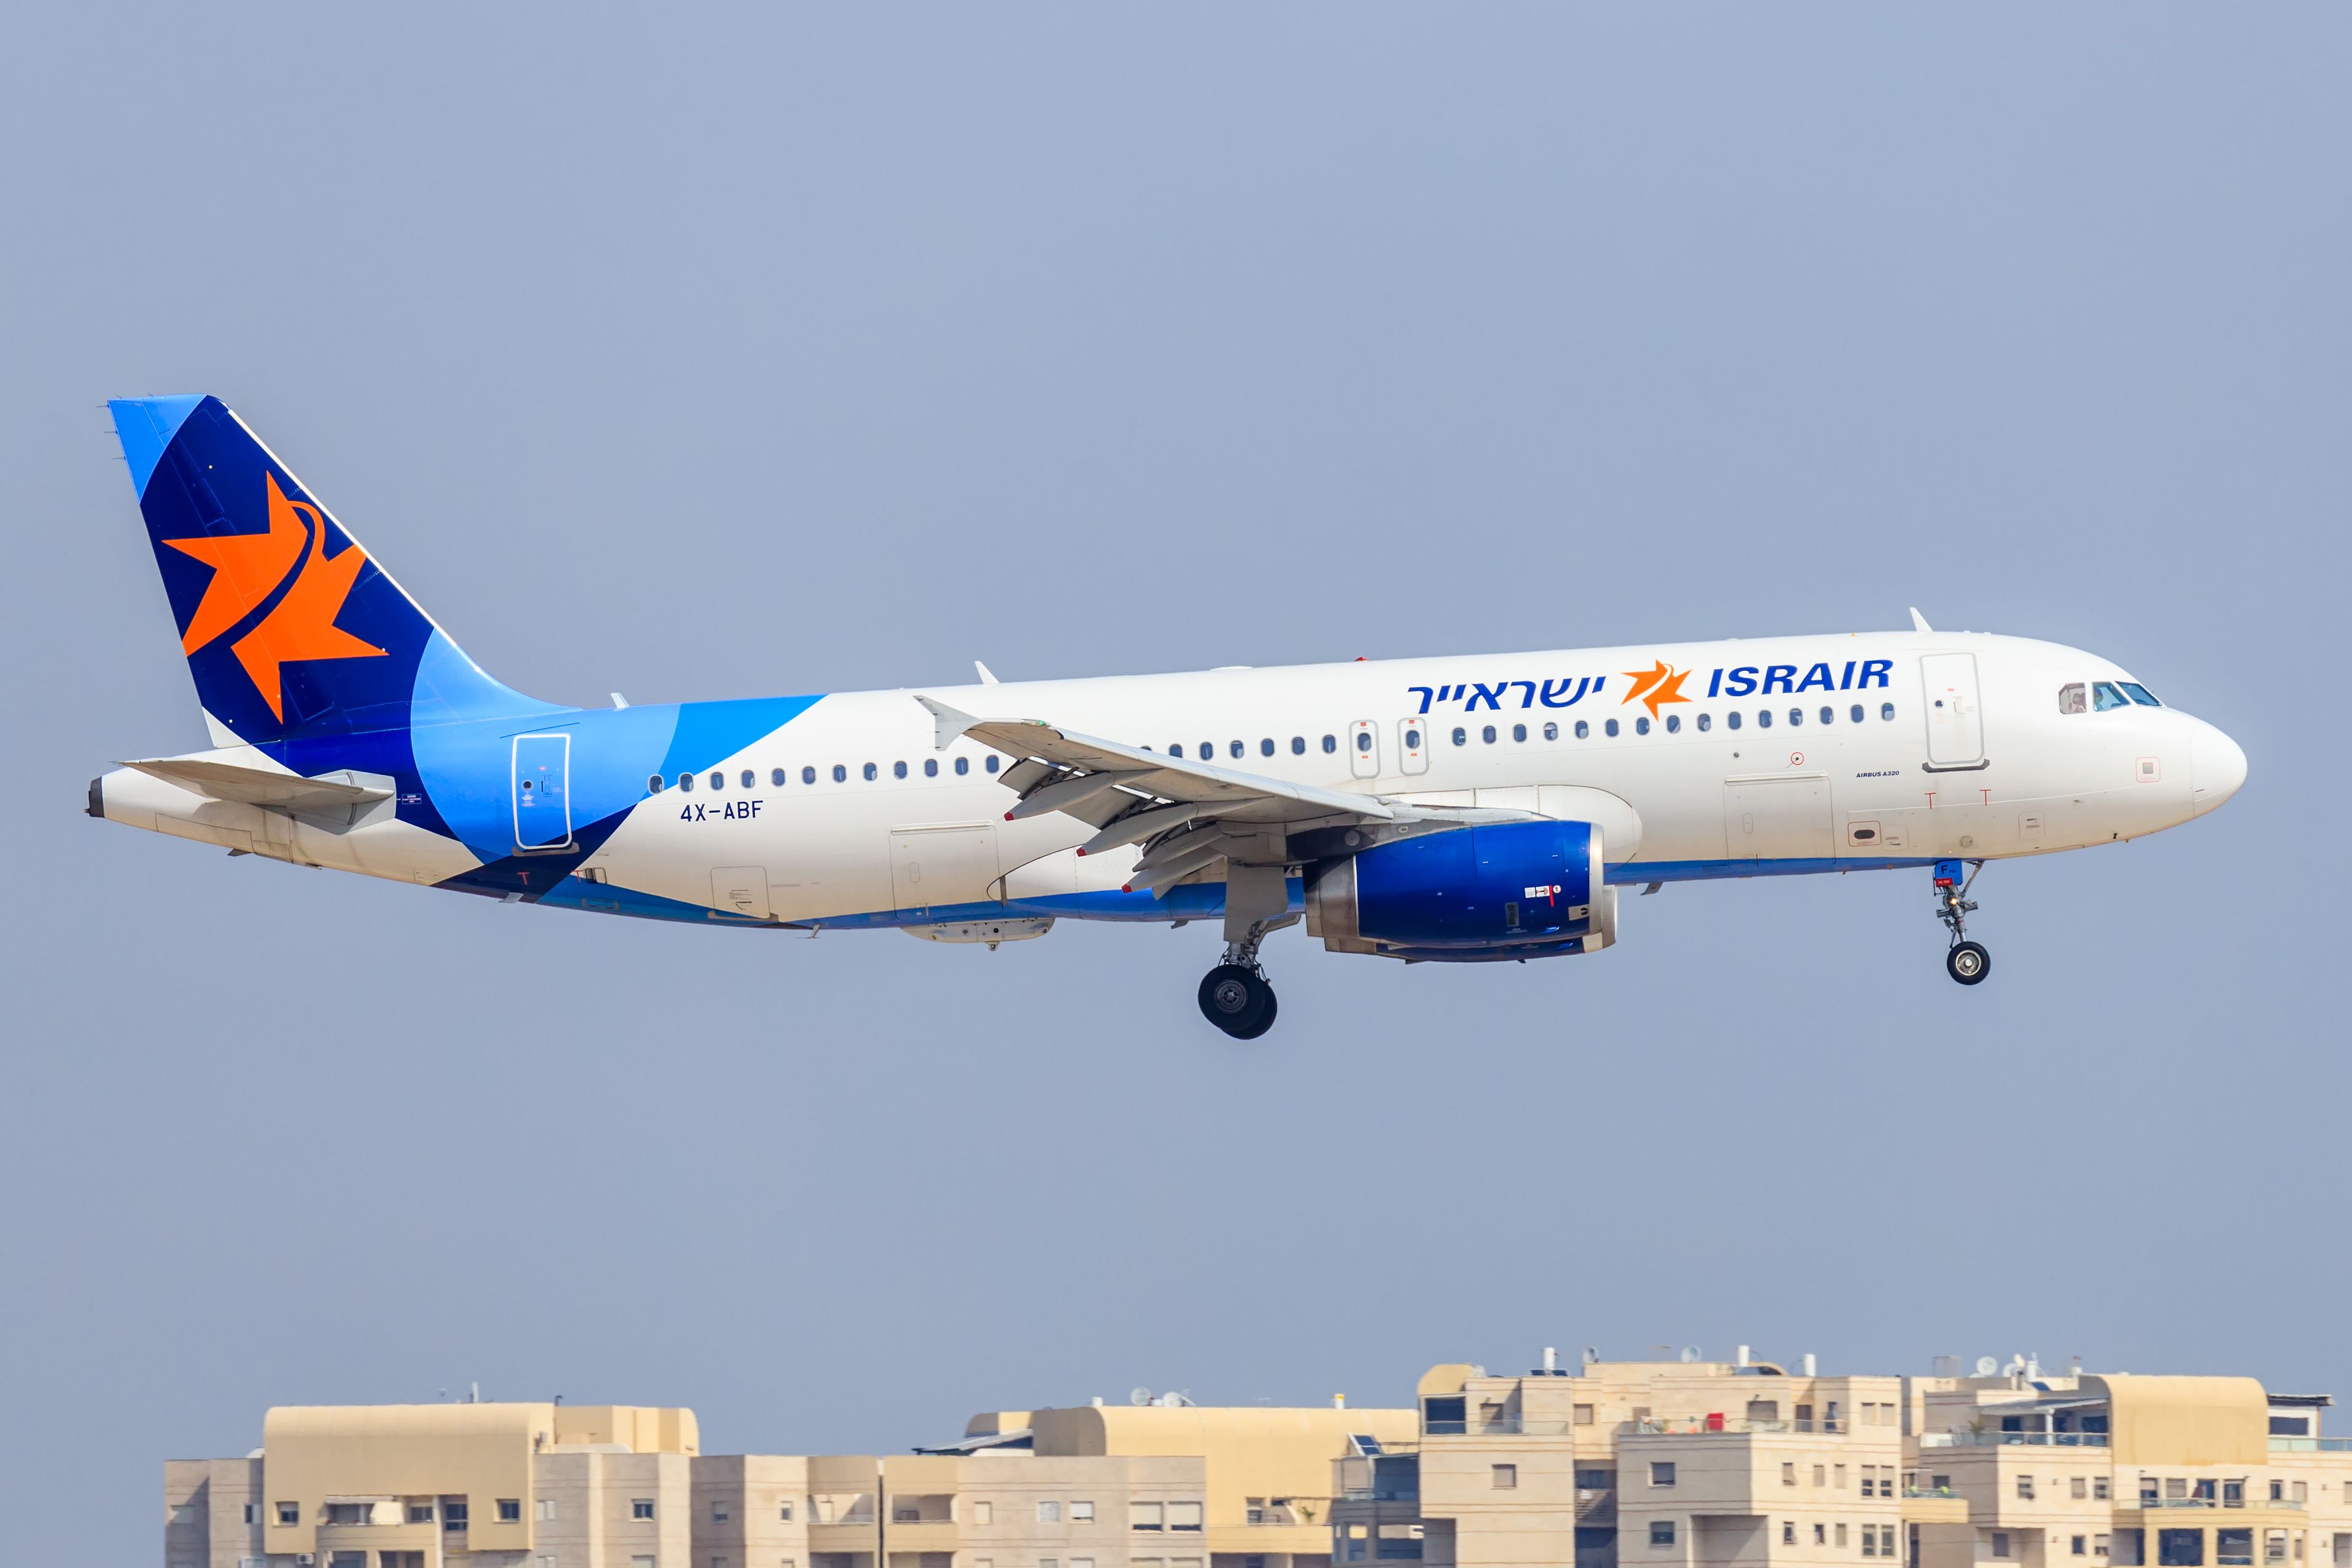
[109,395,547,747]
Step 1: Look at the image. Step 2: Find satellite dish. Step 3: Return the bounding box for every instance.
[1679,1345,1701,1364]
[1975,1356,1999,1377]
[1130,1386,1153,1407]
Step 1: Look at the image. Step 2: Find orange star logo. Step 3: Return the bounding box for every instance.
[162,472,385,720]
[1619,659,1693,718]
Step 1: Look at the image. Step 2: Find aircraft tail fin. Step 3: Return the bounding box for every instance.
[108,395,549,748]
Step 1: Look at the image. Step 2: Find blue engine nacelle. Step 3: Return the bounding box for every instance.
[1305,819,1617,962]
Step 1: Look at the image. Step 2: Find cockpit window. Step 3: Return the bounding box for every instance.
[2119,682,2162,707]
[2058,682,2087,715]
[2092,681,2130,712]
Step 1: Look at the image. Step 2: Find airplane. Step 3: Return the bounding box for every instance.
[89,395,2249,1037]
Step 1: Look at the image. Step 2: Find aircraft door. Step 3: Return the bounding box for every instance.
[1724,776,1834,862]
[1920,653,1986,768]
[711,866,771,920]
[1349,720,1380,779]
[1398,717,1429,775]
[890,824,1002,915]
[512,733,573,851]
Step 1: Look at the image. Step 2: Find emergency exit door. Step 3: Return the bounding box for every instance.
[512,733,572,851]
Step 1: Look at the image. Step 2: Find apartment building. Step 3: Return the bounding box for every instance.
[164,1397,1416,1568]
[1327,1357,2352,1568]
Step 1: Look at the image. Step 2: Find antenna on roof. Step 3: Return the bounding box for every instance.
[1909,608,1933,633]
[1976,1357,1999,1377]
[1130,1386,1153,1407]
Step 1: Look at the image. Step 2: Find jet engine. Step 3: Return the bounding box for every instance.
[1305,819,1617,962]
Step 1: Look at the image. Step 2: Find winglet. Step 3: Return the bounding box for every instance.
[975,660,1000,685]
[914,694,980,750]
[1909,606,1933,633]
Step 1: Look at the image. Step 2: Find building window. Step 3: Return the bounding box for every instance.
[1816,1468,1827,1487]
[243,1503,257,1524]
[1786,1524,1798,1546]
[1134,1503,1163,1531]
[2078,1541,2092,1558]
[779,1502,794,1521]
[445,1502,469,1531]
[1652,1463,1677,1489]
[1816,1526,1827,1545]
[2157,1529,2205,1567]
[276,1502,299,1526]
[711,1501,730,1522]
[2097,1538,2112,1559]
[2020,1478,2036,1500]
[1071,1502,1095,1522]
[1574,1404,1596,1425]
[1836,1525,1848,1548]
[1577,1471,1613,1490]
[1493,1465,1518,1490]
[1785,1464,1798,1486]
[1651,1522,1677,1548]
[1866,1527,1879,1557]
[634,1500,656,1520]
[2076,1479,2090,1500]
[1039,1502,1063,1523]
[1836,1466,1848,1489]
[1169,1502,1203,1532]
[410,1505,436,1524]
[538,1500,557,1521]
[499,1500,522,1522]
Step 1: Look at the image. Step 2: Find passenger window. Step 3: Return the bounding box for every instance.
[1291,736,1306,754]
[1728,711,1742,731]
[1198,742,1213,760]
[647,774,664,793]
[1482,725,1497,744]
[1512,723,1527,742]
[741,770,755,787]
[2093,681,2132,711]
[1323,734,1338,754]
[1665,714,1681,734]
[1230,740,1244,758]
[1696,714,1711,732]
[1605,718,1620,738]
[1819,707,1833,725]
[924,758,938,777]
[2059,683,2087,714]
[1404,726,1422,749]
[1543,722,1558,741]
[985,756,999,773]
[863,763,878,781]
[1757,710,1773,728]
[709,770,725,789]
[1452,726,1467,746]
[1787,709,1802,728]
[954,757,969,776]
[1356,731,1372,753]
[1849,704,1863,723]
[802,766,816,784]
[1260,738,1275,757]
[2120,682,2162,707]
[1880,702,1895,721]
[893,761,908,779]
[831,765,847,782]
[1574,720,1589,739]
[679,773,695,791]
[1634,717,1649,735]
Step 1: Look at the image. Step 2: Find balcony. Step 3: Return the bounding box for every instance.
[2132,1499,2302,1513]
[1920,1431,2109,1448]
[1627,1418,1842,1436]
[2269,1437,2352,1452]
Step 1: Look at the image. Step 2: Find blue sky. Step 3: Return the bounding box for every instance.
[1,7,2346,1560]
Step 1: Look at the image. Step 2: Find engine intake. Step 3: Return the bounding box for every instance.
[1307,819,1617,962]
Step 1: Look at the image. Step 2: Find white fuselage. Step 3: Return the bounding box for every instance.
[97,630,2247,931]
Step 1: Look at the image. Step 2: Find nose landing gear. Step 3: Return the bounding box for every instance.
[1933,858,1991,985]
[1198,918,1287,1038]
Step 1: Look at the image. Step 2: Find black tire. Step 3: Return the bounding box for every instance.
[1231,985,1279,1040]
[1198,964,1270,1035]
[1947,941,1991,985]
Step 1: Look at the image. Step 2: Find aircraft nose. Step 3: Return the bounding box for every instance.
[2189,720,2248,816]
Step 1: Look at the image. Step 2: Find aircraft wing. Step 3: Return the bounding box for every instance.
[916,697,1520,898]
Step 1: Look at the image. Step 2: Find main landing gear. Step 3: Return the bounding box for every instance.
[1198,919,1281,1039]
[1933,858,1991,986]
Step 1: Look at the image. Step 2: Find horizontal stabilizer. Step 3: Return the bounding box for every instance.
[122,755,393,815]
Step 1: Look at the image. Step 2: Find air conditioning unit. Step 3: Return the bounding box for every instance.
[297,1556,315,1566]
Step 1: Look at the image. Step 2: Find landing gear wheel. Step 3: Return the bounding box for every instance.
[1946,941,1991,985]
[1198,963,1273,1037]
